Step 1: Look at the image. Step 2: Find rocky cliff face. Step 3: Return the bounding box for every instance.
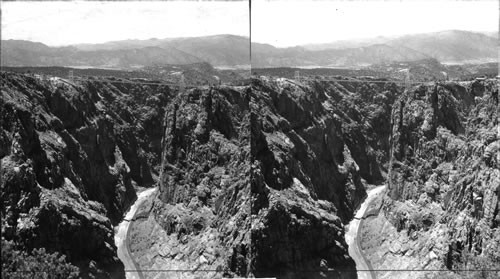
[251,79,396,278]
[144,85,251,276]
[145,76,395,278]
[385,79,500,276]
[9,70,479,279]
[250,77,396,278]
[1,72,170,278]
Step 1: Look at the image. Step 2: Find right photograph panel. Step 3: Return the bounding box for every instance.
[250,0,499,278]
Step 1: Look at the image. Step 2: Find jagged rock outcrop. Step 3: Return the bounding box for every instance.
[136,85,252,277]
[1,72,170,278]
[250,77,396,278]
[140,76,395,279]
[385,79,500,276]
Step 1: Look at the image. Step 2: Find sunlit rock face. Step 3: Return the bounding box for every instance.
[153,76,396,278]
[12,69,497,279]
[386,80,500,273]
[1,72,171,278]
[156,86,252,276]
[249,77,397,278]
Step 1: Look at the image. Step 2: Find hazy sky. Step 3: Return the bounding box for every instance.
[1,1,249,46]
[253,0,498,47]
[2,0,497,47]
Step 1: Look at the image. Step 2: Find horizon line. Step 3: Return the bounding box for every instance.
[2,29,496,49]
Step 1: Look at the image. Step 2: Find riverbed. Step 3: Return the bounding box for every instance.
[345,185,386,279]
[114,187,158,279]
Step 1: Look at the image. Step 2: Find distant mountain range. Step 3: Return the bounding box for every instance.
[301,30,497,51]
[253,30,498,67]
[1,30,497,69]
[1,35,250,69]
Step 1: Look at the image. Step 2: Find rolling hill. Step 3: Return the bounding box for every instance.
[387,30,498,63]
[1,31,496,69]
[300,30,497,66]
[1,35,250,68]
[1,40,204,68]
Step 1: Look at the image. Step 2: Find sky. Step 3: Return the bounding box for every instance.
[253,0,499,47]
[1,1,249,46]
[1,0,497,47]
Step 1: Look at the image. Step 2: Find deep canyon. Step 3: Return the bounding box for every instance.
[1,71,498,279]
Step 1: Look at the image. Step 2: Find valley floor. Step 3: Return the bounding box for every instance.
[115,187,158,279]
[127,196,224,279]
[359,196,455,279]
[346,185,386,279]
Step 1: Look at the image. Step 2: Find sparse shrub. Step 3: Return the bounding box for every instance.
[1,238,79,279]
[452,251,500,279]
[409,210,435,231]
[409,210,424,230]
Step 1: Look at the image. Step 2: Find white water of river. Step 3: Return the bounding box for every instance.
[114,187,157,279]
[345,185,386,279]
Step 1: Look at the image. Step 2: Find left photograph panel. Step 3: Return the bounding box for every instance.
[1,1,250,278]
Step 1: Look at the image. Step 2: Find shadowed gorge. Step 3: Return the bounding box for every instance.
[381,80,499,278]
[2,69,498,279]
[358,79,499,279]
[1,72,171,278]
[250,77,397,278]
[3,0,498,278]
[127,76,397,278]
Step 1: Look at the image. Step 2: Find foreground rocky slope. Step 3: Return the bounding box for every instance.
[378,79,499,278]
[1,72,170,278]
